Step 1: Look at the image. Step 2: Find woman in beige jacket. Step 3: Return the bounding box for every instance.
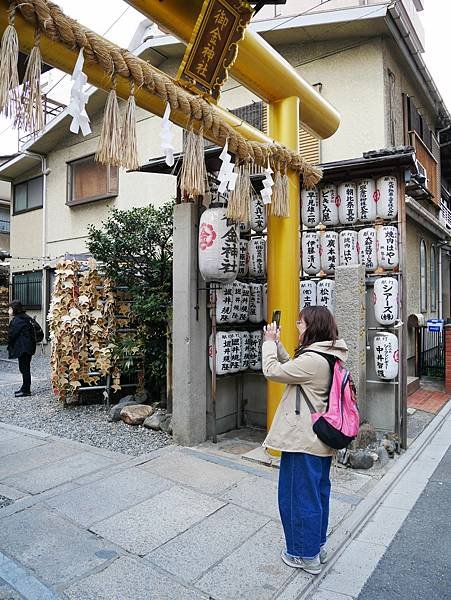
[262,306,348,575]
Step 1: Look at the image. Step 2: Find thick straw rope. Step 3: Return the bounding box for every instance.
[10,0,322,185]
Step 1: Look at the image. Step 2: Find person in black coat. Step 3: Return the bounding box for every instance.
[7,300,36,397]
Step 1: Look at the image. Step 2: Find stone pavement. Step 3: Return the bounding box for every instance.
[0,400,449,600]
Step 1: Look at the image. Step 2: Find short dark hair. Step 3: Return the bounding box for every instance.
[9,299,25,315]
[295,305,338,356]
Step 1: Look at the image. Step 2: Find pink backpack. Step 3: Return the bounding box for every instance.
[296,352,360,449]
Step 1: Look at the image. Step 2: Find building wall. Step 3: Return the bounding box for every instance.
[382,39,436,148]
[45,104,180,259]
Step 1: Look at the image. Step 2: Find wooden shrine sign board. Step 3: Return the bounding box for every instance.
[177,0,254,100]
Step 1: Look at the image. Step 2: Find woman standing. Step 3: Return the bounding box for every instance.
[262,306,348,575]
[7,300,36,397]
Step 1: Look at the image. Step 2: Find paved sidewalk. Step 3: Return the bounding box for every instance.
[0,401,449,600]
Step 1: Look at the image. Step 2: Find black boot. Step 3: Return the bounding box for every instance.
[14,389,23,396]
[15,391,31,397]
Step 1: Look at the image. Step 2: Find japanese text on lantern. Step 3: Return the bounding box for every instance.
[177,0,254,100]
[220,218,239,274]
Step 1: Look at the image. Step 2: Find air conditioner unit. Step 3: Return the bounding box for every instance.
[415,159,429,189]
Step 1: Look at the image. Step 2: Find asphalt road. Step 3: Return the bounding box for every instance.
[358,447,451,600]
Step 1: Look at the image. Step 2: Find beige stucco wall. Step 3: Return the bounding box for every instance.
[9,164,43,275]
[382,39,436,148]
[45,103,180,259]
[218,38,387,164]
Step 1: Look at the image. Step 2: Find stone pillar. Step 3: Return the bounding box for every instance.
[172,203,207,446]
[445,325,451,395]
[335,265,366,410]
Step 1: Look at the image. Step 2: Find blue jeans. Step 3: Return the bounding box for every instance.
[278,451,332,560]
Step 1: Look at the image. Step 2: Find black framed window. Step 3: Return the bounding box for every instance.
[420,240,427,312]
[67,155,119,206]
[13,176,43,214]
[430,244,437,311]
[12,271,42,309]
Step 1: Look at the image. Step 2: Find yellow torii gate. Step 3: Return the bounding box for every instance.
[0,0,340,434]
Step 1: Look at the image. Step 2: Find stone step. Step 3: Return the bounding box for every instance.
[407,376,420,396]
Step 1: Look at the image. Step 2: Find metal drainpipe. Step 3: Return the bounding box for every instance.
[21,151,48,336]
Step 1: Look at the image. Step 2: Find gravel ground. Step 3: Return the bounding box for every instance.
[0,349,174,456]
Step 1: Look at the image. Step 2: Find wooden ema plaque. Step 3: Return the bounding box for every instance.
[177,0,254,100]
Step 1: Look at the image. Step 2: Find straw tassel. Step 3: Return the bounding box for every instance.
[121,84,139,170]
[95,82,122,166]
[18,30,44,133]
[180,126,207,198]
[280,170,290,217]
[227,163,251,222]
[0,10,20,119]
[271,168,283,216]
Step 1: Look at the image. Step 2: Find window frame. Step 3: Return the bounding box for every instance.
[430,244,437,312]
[419,239,427,313]
[13,175,44,215]
[11,271,43,310]
[66,154,119,207]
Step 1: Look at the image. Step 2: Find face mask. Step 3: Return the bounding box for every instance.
[8,308,13,316]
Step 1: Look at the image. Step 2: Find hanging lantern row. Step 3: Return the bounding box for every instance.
[374,332,399,380]
[302,226,399,275]
[300,279,336,314]
[209,330,263,375]
[215,281,267,324]
[301,175,398,228]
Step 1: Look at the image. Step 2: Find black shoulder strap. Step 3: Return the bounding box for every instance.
[296,349,336,414]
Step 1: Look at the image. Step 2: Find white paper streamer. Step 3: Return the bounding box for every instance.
[160,103,174,167]
[218,139,237,194]
[68,49,91,136]
[261,163,274,205]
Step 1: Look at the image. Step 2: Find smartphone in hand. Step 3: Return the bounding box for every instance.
[272,310,281,328]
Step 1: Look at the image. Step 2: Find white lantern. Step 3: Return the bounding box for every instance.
[215,283,234,324]
[250,194,267,232]
[358,227,377,271]
[209,332,231,375]
[374,277,399,326]
[301,187,320,228]
[339,230,359,266]
[238,239,249,276]
[249,283,263,324]
[302,231,321,275]
[320,184,339,226]
[262,283,268,323]
[300,280,317,309]
[317,279,336,314]
[239,282,250,323]
[249,330,263,371]
[320,230,338,274]
[199,207,239,283]
[240,331,250,371]
[374,333,399,380]
[337,182,357,225]
[377,226,399,270]
[248,238,266,278]
[357,179,377,223]
[230,281,242,323]
[229,331,242,374]
[377,175,398,220]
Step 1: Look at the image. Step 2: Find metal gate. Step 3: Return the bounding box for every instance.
[419,326,445,378]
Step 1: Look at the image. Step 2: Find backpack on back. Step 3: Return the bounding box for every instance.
[296,351,359,450]
[28,316,44,344]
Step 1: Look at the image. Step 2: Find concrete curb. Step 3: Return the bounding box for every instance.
[287,400,451,600]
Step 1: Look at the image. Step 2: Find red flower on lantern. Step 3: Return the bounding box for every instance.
[394,349,399,363]
[199,223,217,250]
[335,194,341,207]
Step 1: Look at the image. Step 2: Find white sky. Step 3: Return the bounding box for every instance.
[0,0,450,155]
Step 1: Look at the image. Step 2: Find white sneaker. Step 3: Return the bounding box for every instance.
[281,550,322,575]
[320,547,328,564]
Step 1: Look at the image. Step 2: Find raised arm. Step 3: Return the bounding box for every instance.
[262,341,316,384]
